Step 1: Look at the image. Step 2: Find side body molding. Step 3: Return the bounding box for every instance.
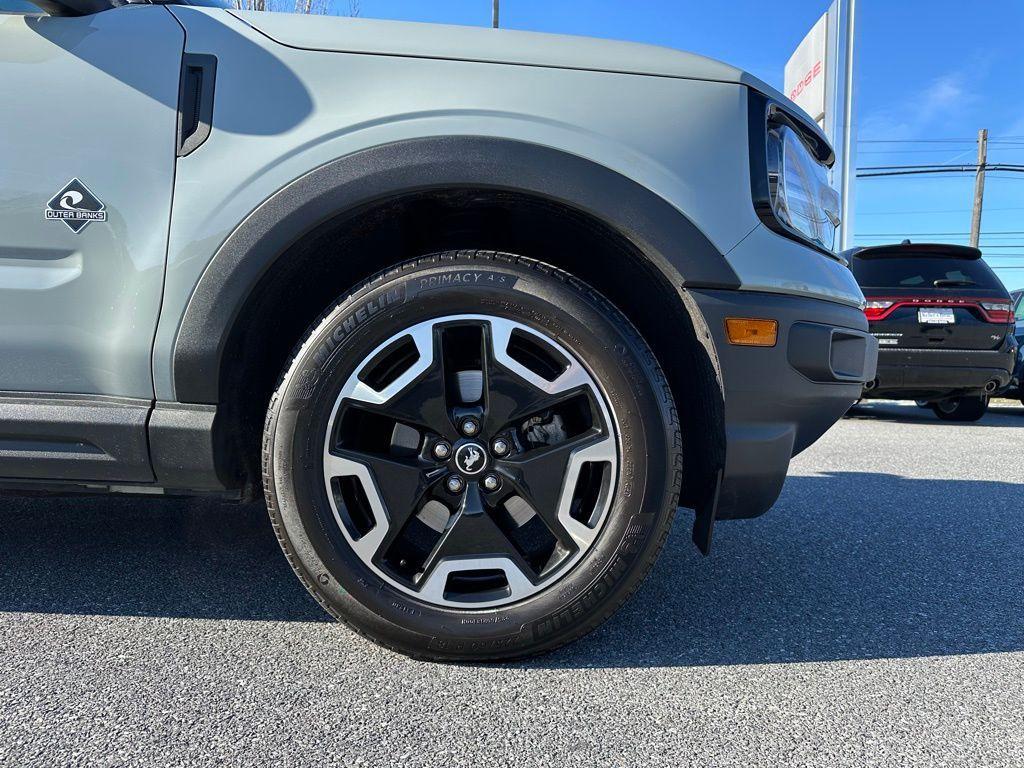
[171,136,740,403]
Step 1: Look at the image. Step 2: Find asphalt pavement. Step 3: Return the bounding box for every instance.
[2,401,1023,767]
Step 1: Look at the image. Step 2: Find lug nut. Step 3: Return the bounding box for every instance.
[432,441,452,460]
[491,437,510,457]
[446,474,465,494]
[482,473,501,492]
[460,418,480,437]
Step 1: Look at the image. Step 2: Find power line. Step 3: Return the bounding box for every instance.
[857,173,1020,180]
[858,206,1024,216]
[857,163,1024,171]
[857,164,1024,178]
[858,137,1024,144]
[856,230,1024,236]
[859,148,1024,155]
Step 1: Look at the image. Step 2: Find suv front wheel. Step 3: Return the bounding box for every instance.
[262,252,682,660]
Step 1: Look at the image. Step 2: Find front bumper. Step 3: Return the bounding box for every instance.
[689,289,877,538]
[865,344,1016,400]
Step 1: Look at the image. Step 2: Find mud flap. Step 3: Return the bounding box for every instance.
[691,468,723,556]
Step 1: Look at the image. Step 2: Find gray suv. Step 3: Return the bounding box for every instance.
[1,0,877,659]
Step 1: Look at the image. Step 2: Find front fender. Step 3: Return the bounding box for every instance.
[168,136,740,403]
[153,6,763,401]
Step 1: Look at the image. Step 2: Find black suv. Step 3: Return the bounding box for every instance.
[849,243,1017,421]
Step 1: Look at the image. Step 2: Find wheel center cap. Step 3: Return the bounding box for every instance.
[454,442,487,475]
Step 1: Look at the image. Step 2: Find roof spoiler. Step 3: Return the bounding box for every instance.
[843,243,983,261]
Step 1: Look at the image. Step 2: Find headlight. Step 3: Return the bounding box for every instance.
[766,124,841,251]
[747,91,841,256]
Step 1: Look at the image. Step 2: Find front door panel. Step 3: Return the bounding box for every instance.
[0,6,183,399]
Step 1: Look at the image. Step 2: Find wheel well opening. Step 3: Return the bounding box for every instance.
[220,189,725,507]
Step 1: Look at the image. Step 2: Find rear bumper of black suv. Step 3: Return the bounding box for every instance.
[864,342,1016,401]
[689,289,877,542]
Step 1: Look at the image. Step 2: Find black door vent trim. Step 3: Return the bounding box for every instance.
[176,53,217,157]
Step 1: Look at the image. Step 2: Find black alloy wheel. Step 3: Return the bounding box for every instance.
[263,252,681,660]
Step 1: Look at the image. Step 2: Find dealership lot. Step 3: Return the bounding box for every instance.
[2,401,1022,767]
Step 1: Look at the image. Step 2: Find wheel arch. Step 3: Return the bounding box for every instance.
[172,136,738,402]
[169,136,732,507]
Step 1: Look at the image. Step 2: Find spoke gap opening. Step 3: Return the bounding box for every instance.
[506,329,571,382]
[443,569,511,603]
[442,323,486,406]
[518,393,596,452]
[331,476,376,540]
[358,334,420,392]
[569,461,611,528]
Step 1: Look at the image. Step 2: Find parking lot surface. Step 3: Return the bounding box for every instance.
[2,401,1022,767]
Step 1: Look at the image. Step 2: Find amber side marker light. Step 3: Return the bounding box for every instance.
[725,318,778,347]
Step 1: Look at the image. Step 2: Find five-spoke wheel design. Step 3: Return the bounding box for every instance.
[322,315,618,608]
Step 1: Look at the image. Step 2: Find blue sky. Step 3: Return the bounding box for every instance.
[337,0,1024,289]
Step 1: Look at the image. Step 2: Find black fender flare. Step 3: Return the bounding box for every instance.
[171,135,740,403]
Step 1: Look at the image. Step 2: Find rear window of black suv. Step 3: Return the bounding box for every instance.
[851,254,1003,290]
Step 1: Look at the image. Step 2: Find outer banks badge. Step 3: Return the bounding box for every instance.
[45,178,107,233]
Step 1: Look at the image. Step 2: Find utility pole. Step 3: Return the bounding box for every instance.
[492,0,499,28]
[969,128,988,248]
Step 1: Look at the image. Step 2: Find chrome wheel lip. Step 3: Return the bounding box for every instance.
[321,314,619,610]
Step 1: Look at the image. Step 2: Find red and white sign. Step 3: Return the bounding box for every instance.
[784,13,828,124]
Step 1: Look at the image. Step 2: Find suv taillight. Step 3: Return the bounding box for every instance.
[863,296,1013,324]
[864,300,894,320]
[980,301,1013,323]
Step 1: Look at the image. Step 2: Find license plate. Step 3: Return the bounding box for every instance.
[918,307,955,324]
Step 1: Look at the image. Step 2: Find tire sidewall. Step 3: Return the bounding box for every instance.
[266,257,678,658]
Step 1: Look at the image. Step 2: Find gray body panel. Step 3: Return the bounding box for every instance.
[0,6,182,398]
[154,7,749,398]
[0,6,871,518]
[229,9,821,139]
[233,10,750,83]
[153,7,861,400]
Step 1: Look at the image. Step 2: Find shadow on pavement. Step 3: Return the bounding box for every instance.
[540,471,1024,668]
[2,470,1022,668]
[846,400,1024,426]
[0,495,329,623]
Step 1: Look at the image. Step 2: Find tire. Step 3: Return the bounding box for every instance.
[263,251,682,661]
[931,395,989,422]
